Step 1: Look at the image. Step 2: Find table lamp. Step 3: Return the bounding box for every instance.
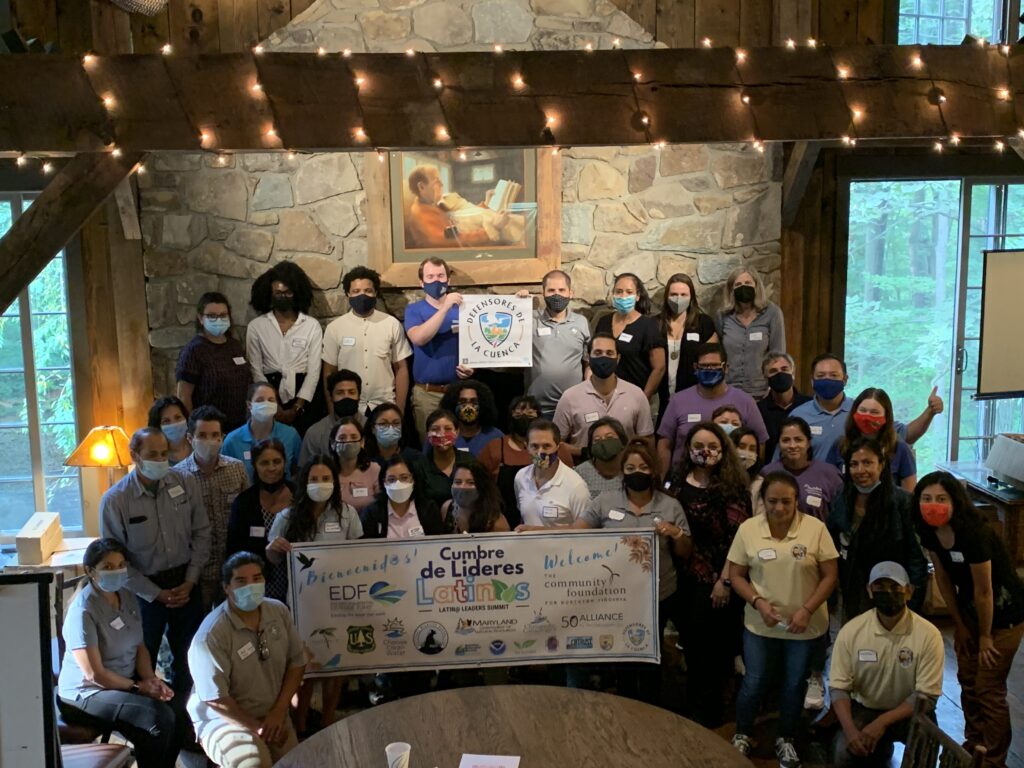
[64,426,133,486]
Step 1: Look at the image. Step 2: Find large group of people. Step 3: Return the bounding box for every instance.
[52,257,1022,768]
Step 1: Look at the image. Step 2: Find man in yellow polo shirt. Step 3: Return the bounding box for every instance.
[829,561,944,766]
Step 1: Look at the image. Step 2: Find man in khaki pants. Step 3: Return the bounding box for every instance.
[403,257,475,440]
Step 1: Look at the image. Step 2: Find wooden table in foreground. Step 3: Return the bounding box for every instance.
[276,685,753,768]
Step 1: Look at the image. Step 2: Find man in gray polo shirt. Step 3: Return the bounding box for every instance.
[187,552,306,768]
[521,270,591,420]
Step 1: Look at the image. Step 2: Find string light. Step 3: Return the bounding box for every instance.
[545,114,557,127]
[316,46,326,56]
[405,48,415,56]
[640,114,650,125]
[493,44,503,54]
[701,37,712,48]
[933,140,943,152]
[42,161,54,174]
[735,49,747,63]
[354,75,365,87]
[1001,44,1010,55]
[807,38,817,48]
[938,93,947,103]
[103,94,115,108]
[785,39,796,49]
[432,78,443,90]
[216,154,229,166]
[583,42,593,52]
[110,146,122,158]
[741,93,751,104]
[976,37,987,47]
[851,107,864,121]
[342,48,352,57]
[752,140,765,153]
[652,141,666,150]
[612,38,621,48]
[287,151,297,160]
[199,130,211,144]
[251,82,263,94]
[253,44,264,55]
[161,43,172,55]
[995,139,1006,152]
[512,75,525,89]
[82,53,96,66]
[910,53,923,69]
[550,147,561,156]
[458,150,468,161]
[837,66,849,79]
[436,126,450,140]
[377,150,386,162]
[15,154,26,167]
[998,87,1011,100]
[949,133,960,145]
[136,162,146,174]
[265,127,277,138]
[354,127,367,141]
[841,135,857,147]
[632,71,642,81]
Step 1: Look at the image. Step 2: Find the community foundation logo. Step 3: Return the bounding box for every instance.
[414,621,448,655]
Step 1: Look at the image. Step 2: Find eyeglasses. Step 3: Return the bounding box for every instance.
[256,629,270,661]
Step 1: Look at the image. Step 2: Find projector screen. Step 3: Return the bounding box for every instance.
[978,249,1024,399]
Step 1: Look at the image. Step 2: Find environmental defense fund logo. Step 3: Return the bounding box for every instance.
[369,582,406,605]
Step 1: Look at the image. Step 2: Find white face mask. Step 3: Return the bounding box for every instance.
[251,401,278,422]
[385,481,414,504]
[737,449,758,470]
[192,438,221,463]
[306,482,334,502]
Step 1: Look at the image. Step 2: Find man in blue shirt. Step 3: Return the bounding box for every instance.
[403,257,474,440]
[788,353,852,460]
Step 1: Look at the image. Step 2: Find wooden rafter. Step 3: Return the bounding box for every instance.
[0,151,142,312]
[0,45,1023,153]
[782,141,822,227]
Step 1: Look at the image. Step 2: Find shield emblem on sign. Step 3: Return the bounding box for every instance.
[479,312,513,347]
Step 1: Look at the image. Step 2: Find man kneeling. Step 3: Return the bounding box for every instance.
[829,561,944,765]
[187,552,305,767]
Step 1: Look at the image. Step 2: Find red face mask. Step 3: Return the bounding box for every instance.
[920,502,952,527]
[429,433,455,450]
[853,412,887,435]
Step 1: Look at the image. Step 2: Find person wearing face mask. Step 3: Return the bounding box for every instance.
[176,405,250,611]
[418,408,474,508]
[246,262,324,437]
[440,379,504,456]
[658,344,768,472]
[757,353,810,462]
[787,353,853,461]
[761,417,843,521]
[187,552,306,768]
[363,402,427,487]
[363,456,450,538]
[553,333,654,458]
[226,439,294,601]
[441,460,511,533]
[100,427,211,704]
[657,273,718,424]
[329,417,380,518]
[300,369,364,466]
[712,404,744,435]
[404,257,475,441]
[57,539,184,768]
[667,423,751,727]
[147,395,192,465]
[730,426,766,516]
[914,472,1024,768]
[829,562,944,768]
[574,417,630,500]
[828,387,917,492]
[513,421,590,530]
[223,382,303,482]
[322,267,412,417]
[826,438,928,623]
[517,270,592,420]
[594,273,666,410]
[177,292,251,432]
[727,472,839,767]
[715,267,786,397]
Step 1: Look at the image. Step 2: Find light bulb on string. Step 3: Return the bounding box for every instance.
[251,82,263,94]
[807,38,817,48]
[1001,44,1010,55]
[612,38,621,48]
[253,44,264,55]
[436,126,450,141]
[15,154,26,167]
[377,150,386,162]
[910,53,923,69]
[701,37,712,48]
[784,39,796,49]
[512,75,525,89]
[949,133,960,145]
[136,162,146,174]
[433,78,443,90]
[633,71,642,81]
[342,48,352,57]
[110,146,122,158]
[841,135,857,147]
[735,49,747,63]
[42,161,54,174]
[316,47,326,56]
[103,94,115,109]
[751,140,764,153]
[995,139,1006,152]
[851,107,864,121]
[405,48,415,57]
[287,151,297,161]
[933,140,944,152]
[458,150,468,161]
[82,53,96,66]
[161,43,172,55]
[354,127,367,141]
[354,75,365,87]
[998,88,1011,100]
[583,42,593,52]
[493,44,503,54]
[550,147,561,156]
[652,141,666,150]
[837,66,849,79]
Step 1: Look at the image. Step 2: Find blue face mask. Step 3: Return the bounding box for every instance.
[375,425,402,448]
[855,480,882,495]
[202,317,230,337]
[696,368,725,388]
[717,423,738,435]
[423,281,448,300]
[138,460,170,482]
[612,296,636,313]
[162,421,187,444]
[812,378,845,401]
[233,582,265,612]
[95,568,128,593]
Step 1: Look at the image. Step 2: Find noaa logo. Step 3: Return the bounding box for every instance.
[346,625,375,654]
[623,623,650,651]
[413,622,448,655]
[489,639,507,656]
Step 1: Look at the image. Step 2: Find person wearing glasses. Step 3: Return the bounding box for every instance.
[246,262,324,437]
[187,552,306,768]
[176,292,252,433]
[657,343,768,472]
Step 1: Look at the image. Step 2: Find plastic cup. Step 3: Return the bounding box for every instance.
[385,742,411,768]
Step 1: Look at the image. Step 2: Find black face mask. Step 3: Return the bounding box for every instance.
[260,478,285,492]
[590,356,618,379]
[510,415,534,437]
[768,372,793,393]
[272,295,294,312]
[544,294,570,313]
[734,285,756,304]
[349,294,376,316]
[872,592,907,617]
[333,398,360,418]
[623,471,654,492]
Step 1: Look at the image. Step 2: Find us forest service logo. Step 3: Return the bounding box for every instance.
[346,625,375,654]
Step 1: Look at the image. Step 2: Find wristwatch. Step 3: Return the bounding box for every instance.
[721,578,732,588]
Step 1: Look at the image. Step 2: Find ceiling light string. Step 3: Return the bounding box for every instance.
[621,48,654,146]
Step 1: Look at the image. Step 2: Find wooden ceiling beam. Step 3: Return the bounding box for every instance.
[0,151,143,312]
[782,141,822,227]
[0,45,1022,152]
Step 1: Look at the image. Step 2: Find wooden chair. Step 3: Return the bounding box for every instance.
[899,698,987,768]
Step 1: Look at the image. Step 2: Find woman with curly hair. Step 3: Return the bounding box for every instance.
[669,421,752,728]
[439,379,504,457]
[247,261,324,436]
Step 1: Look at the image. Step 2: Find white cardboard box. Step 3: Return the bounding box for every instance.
[15,512,64,565]
[985,433,1024,488]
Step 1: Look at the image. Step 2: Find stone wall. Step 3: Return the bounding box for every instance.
[140,0,783,395]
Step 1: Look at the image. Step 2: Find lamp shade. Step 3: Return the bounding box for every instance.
[64,426,133,468]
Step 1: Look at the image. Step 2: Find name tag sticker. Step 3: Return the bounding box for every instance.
[542,506,559,519]
[238,642,256,660]
[352,487,369,498]
[686,333,700,342]
[584,412,600,423]
[167,485,185,499]
[618,333,633,343]
[749,332,764,341]
[687,413,701,423]
[608,510,626,521]
[342,337,356,347]
[950,551,965,563]
[757,548,777,561]
[537,328,552,337]
[451,322,460,334]
[858,649,879,663]
[290,338,307,348]
[249,526,266,538]
[109,617,126,631]
[810,426,824,436]
[324,522,342,533]
[806,495,822,508]
[243,451,252,460]
[408,526,425,537]
[233,357,246,365]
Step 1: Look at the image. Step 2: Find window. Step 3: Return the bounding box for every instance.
[898,0,1005,43]
[0,194,82,533]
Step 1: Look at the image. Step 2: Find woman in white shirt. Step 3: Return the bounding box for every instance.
[247,262,324,437]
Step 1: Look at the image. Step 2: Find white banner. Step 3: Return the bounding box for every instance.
[458,295,533,368]
[288,531,659,676]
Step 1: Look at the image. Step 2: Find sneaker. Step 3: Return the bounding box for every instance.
[731,733,753,756]
[775,737,801,768]
[803,674,825,710]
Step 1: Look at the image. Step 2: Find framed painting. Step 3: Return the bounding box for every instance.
[366,148,561,288]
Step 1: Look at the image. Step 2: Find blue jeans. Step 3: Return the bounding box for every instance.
[735,629,815,739]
